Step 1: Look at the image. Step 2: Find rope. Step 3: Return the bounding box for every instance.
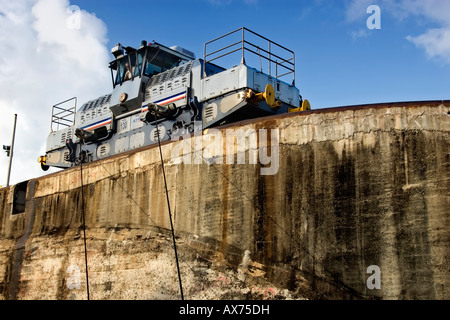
[153,111,184,300]
[79,146,91,300]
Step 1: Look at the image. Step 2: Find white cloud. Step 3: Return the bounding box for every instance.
[345,0,375,22]
[350,28,370,40]
[345,0,450,64]
[0,0,110,186]
[402,0,450,64]
[400,0,450,25]
[407,28,450,64]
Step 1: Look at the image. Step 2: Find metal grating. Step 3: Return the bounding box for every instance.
[79,94,112,112]
[146,61,193,89]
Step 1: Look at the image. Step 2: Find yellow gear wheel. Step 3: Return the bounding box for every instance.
[301,99,311,111]
[263,84,275,107]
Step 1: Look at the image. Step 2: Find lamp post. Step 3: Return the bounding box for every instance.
[4,114,17,187]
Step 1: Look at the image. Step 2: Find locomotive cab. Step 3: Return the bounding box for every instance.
[108,42,194,117]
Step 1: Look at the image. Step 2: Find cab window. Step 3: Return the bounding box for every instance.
[143,49,183,77]
[113,52,144,86]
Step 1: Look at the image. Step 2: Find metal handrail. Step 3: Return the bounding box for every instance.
[51,97,77,132]
[205,47,242,64]
[243,46,295,74]
[203,27,295,84]
[205,40,242,59]
[243,41,294,67]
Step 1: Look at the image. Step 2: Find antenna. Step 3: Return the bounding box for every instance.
[4,114,17,187]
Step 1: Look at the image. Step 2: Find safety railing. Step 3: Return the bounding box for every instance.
[51,97,77,132]
[203,27,295,84]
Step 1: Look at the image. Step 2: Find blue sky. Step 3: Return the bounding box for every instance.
[0,0,449,185]
[71,0,450,108]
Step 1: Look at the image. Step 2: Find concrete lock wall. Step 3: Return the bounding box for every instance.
[0,101,448,300]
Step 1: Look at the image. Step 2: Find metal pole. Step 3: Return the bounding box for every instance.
[6,114,17,187]
[241,27,245,65]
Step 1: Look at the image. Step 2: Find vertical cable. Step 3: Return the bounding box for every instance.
[79,148,90,300]
[153,111,184,300]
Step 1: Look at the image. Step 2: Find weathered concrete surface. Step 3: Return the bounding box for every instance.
[0,101,449,300]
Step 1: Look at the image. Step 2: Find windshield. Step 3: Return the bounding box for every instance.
[110,46,188,87]
[144,47,184,77]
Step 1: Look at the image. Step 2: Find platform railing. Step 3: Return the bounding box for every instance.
[51,97,77,132]
[203,27,295,85]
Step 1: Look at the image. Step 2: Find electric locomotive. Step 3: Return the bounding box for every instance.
[38,27,310,170]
